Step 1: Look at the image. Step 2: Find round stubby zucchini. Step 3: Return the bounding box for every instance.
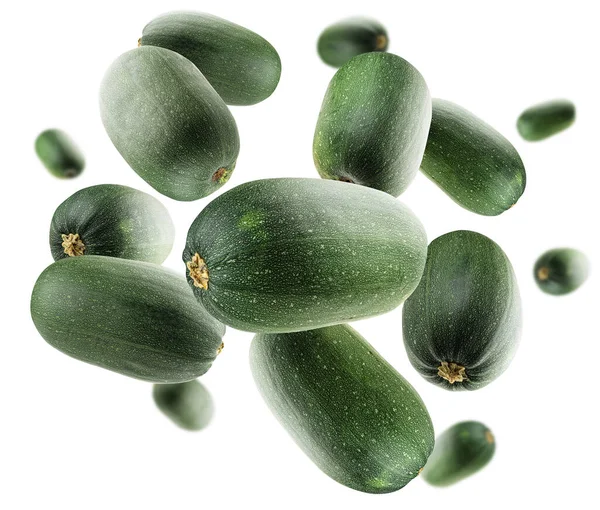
[421,99,526,216]
[250,324,434,494]
[402,230,521,391]
[183,178,427,333]
[422,421,495,487]
[35,129,84,178]
[31,256,225,383]
[317,17,388,67]
[153,380,214,431]
[50,184,174,263]
[100,46,240,201]
[534,248,589,295]
[313,52,431,197]
[140,11,281,106]
[517,99,575,141]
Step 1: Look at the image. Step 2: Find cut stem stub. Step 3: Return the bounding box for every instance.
[438,361,467,384]
[61,233,85,257]
[187,253,209,290]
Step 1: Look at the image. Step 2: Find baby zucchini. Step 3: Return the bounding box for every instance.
[517,99,575,141]
[35,129,84,178]
[534,248,589,295]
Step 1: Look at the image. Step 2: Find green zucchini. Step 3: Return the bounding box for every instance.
[402,230,521,391]
[421,99,526,215]
[183,178,427,333]
[317,17,388,67]
[100,46,240,201]
[422,421,495,487]
[517,99,575,141]
[250,324,434,494]
[313,52,431,196]
[35,129,84,178]
[153,380,214,431]
[140,11,281,106]
[534,248,589,295]
[31,256,225,383]
[49,184,174,263]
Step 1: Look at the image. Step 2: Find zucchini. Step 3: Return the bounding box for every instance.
[100,46,240,201]
[402,230,521,391]
[534,248,589,295]
[317,17,388,67]
[35,129,84,178]
[153,380,214,431]
[140,11,281,106]
[421,99,526,215]
[313,52,431,196]
[517,99,575,141]
[183,178,427,332]
[30,256,225,383]
[422,421,495,487]
[49,184,174,263]
[250,324,434,494]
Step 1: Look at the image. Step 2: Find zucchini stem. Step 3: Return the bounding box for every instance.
[437,361,467,384]
[61,233,86,257]
[187,253,209,290]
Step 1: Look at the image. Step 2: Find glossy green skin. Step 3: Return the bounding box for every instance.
[184,178,427,333]
[313,52,431,197]
[141,11,281,106]
[100,46,240,201]
[403,230,521,391]
[534,248,589,295]
[421,99,526,215]
[250,324,434,494]
[317,17,388,67]
[35,129,84,178]
[517,99,575,141]
[153,380,214,431]
[50,184,174,263]
[423,421,495,487]
[31,256,225,383]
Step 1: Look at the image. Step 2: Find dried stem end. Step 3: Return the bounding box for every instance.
[212,167,230,184]
[217,342,224,355]
[485,430,495,444]
[438,361,467,384]
[187,253,209,290]
[375,34,387,50]
[61,233,85,257]
[537,267,550,281]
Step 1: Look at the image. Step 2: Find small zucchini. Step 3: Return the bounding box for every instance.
[153,380,214,431]
[534,248,589,295]
[35,129,84,178]
[517,99,575,141]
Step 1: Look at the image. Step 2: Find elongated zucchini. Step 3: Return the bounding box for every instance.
[534,248,589,295]
[153,380,214,431]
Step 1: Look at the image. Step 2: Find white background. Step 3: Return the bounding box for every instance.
[1,0,598,508]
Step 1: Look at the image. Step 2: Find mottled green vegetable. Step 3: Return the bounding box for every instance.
[423,421,495,487]
[250,324,434,494]
[50,184,174,263]
[421,99,526,215]
[534,248,589,295]
[317,17,388,67]
[517,99,575,141]
[313,52,431,196]
[153,380,214,431]
[35,129,84,178]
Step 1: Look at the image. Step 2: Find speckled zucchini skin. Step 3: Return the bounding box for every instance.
[35,129,84,178]
[100,46,239,201]
[422,421,495,486]
[534,248,589,295]
[153,380,214,431]
[183,178,427,333]
[421,99,526,215]
[317,17,388,67]
[403,230,521,391]
[517,99,575,141]
[313,52,431,196]
[250,324,434,494]
[31,256,225,383]
[50,184,174,263]
[141,11,281,106]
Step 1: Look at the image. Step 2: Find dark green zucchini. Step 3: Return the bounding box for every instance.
[402,230,521,391]
[100,46,240,201]
[35,129,84,178]
[517,99,575,141]
[250,324,434,494]
[534,248,589,295]
[153,380,214,431]
[422,421,495,486]
[31,256,225,383]
[313,52,431,196]
[421,99,526,215]
[317,17,388,67]
[140,11,281,106]
[183,178,427,332]
[50,184,174,263]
